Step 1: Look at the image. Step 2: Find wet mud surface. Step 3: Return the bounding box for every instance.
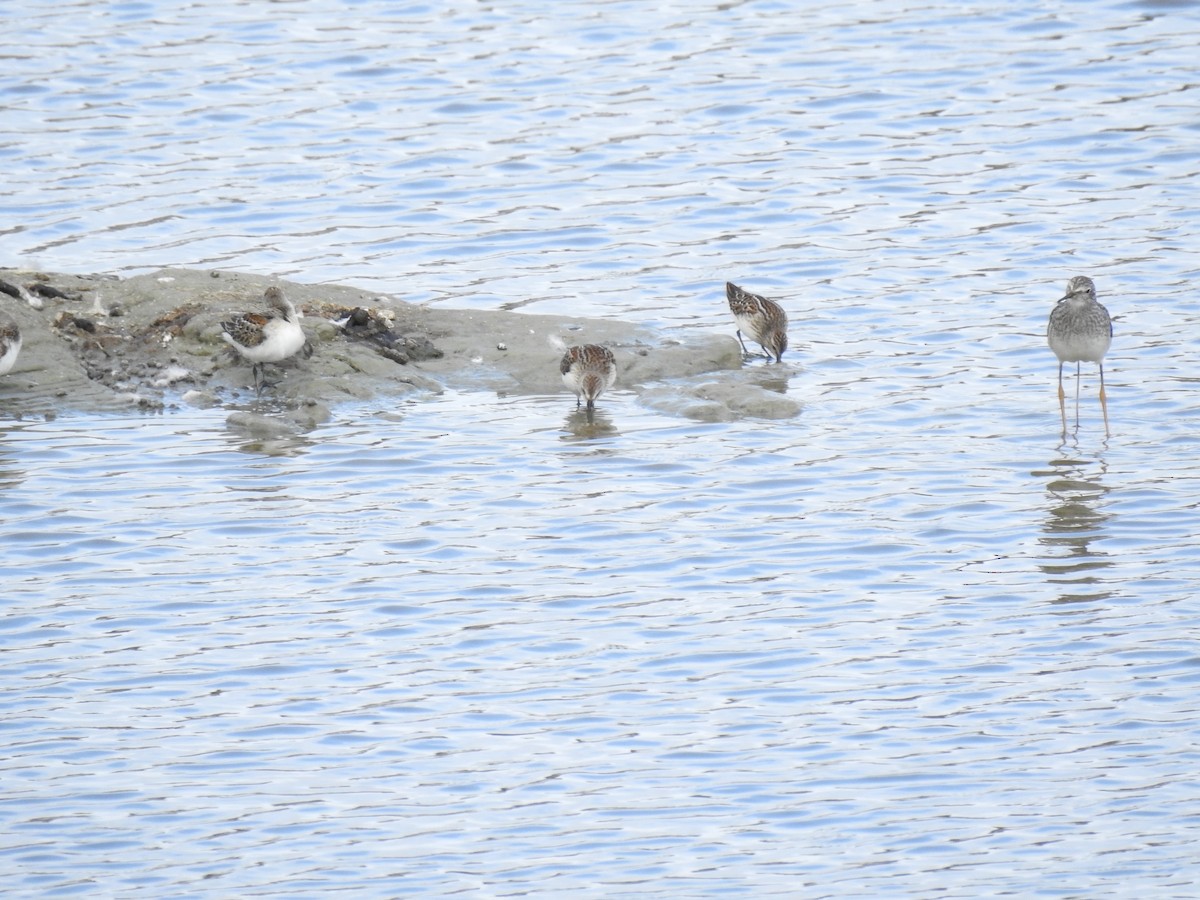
[0,267,801,428]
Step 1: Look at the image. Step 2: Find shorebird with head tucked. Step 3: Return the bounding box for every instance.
[726,281,788,363]
[560,343,616,415]
[1047,275,1112,431]
[221,286,306,395]
[0,311,20,377]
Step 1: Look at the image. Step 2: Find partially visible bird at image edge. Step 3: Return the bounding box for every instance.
[0,311,21,376]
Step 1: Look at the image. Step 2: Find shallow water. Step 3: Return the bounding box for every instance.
[4,0,1200,897]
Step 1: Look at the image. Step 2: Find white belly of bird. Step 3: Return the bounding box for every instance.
[226,318,305,365]
[735,311,768,344]
[0,337,21,376]
[1049,330,1111,363]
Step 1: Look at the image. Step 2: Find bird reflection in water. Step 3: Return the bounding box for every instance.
[1035,451,1113,605]
[561,406,618,441]
[745,365,792,396]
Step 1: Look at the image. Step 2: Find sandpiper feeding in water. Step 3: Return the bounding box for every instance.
[221,286,306,395]
[560,343,616,414]
[0,312,21,377]
[1047,275,1112,428]
[726,281,788,363]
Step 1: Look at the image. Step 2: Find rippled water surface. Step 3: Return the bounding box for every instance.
[4,0,1200,896]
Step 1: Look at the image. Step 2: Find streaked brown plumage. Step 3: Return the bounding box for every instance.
[221,286,305,394]
[726,281,788,363]
[560,344,616,412]
[0,311,21,377]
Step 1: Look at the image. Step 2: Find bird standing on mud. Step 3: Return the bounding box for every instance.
[726,281,788,363]
[221,286,306,395]
[0,311,21,377]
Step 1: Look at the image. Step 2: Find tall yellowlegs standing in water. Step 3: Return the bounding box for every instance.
[560,344,616,416]
[726,281,788,363]
[221,286,306,395]
[1047,275,1112,431]
[0,312,21,377]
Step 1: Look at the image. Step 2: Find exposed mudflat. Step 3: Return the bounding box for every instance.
[0,267,801,426]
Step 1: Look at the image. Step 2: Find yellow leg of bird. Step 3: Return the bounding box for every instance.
[1099,364,1110,435]
[1057,364,1067,435]
[1073,362,1083,428]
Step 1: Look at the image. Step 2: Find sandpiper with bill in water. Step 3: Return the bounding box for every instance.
[1047,275,1112,432]
[221,286,306,395]
[726,281,788,363]
[560,343,616,417]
